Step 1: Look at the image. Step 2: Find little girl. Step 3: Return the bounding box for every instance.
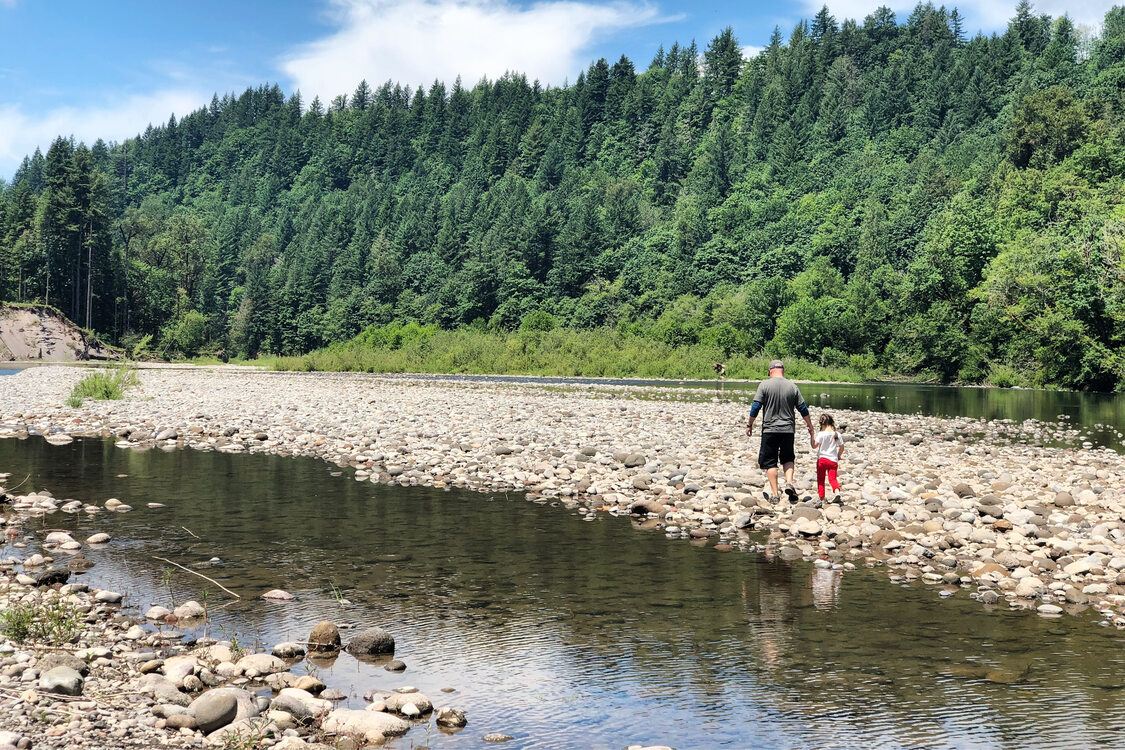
[813,413,844,503]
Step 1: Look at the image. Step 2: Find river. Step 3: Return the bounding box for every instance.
[2,435,1123,749]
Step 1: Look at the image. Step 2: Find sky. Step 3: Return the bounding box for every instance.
[0,0,1119,177]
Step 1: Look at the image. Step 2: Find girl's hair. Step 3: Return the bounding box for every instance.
[819,413,836,430]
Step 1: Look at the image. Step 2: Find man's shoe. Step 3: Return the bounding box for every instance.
[784,484,798,503]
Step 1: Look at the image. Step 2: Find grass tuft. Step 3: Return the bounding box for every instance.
[66,366,140,407]
[0,598,82,645]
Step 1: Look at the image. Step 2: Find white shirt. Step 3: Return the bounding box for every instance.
[816,429,843,462]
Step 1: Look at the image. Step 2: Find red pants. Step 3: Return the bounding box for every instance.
[817,458,840,498]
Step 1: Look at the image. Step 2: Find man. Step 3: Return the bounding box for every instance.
[745,359,816,503]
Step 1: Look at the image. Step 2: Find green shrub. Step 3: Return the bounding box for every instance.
[0,599,82,644]
[519,310,557,332]
[986,362,1029,388]
[67,366,140,406]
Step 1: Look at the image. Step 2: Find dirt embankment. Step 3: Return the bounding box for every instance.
[0,304,117,362]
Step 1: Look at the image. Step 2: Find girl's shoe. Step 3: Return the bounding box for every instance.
[832,493,842,504]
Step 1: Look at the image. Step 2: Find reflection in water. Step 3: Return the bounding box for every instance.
[2,436,1124,749]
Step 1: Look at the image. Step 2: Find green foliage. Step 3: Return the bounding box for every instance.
[271,326,872,382]
[519,310,557,332]
[4,5,1125,389]
[0,598,82,645]
[131,333,153,359]
[163,309,208,357]
[67,365,140,405]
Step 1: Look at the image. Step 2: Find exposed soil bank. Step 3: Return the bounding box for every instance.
[0,306,115,363]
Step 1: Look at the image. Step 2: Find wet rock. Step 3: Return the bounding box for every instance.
[322,709,410,743]
[38,665,83,695]
[293,675,326,694]
[384,690,432,715]
[94,589,123,603]
[34,568,69,587]
[261,589,296,601]
[483,733,515,743]
[435,706,468,728]
[145,605,172,620]
[384,659,407,672]
[272,641,306,658]
[308,621,342,651]
[347,627,395,656]
[173,600,205,619]
[235,653,288,677]
[628,499,665,515]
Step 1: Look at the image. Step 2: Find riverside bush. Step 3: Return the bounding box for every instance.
[269,327,873,382]
[66,366,140,407]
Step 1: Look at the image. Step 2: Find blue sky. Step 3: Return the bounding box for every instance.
[0,0,1117,177]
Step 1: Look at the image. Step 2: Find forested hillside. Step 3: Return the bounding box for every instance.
[2,2,1124,388]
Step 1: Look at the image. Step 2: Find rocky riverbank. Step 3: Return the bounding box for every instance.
[0,472,479,749]
[3,366,1125,629]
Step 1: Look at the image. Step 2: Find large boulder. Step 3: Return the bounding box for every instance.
[235,653,288,678]
[308,621,341,652]
[189,690,239,733]
[137,673,191,706]
[196,687,261,721]
[39,666,83,696]
[270,687,332,721]
[163,655,201,686]
[36,652,89,677]
[346,627,395,656]
[322,709,410,743]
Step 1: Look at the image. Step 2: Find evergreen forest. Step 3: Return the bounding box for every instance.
[2,2,1125,389]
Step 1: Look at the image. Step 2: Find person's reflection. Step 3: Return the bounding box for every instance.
[810,563,842,611]
[741,553,804,670]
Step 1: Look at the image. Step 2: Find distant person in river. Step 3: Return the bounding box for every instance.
[745,360,816,503]
[813,413,844,504]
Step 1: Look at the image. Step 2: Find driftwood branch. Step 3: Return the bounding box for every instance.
[153,556,240,599]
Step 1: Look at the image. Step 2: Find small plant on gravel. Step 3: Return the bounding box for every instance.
[221,726,269,750]
[66,365,140,407]
[0,598,82,645]
[160,568,177,611]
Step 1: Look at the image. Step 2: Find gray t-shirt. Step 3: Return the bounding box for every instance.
[752,377,805,434]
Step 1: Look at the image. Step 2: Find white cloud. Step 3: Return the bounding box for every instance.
[809,0,1115,34]
[0,89,208,177]
[282,0,670,100]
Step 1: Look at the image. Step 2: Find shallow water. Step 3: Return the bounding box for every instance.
[3,436,1124,749]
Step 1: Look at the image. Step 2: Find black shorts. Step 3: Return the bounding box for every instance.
[759,432,795,470]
